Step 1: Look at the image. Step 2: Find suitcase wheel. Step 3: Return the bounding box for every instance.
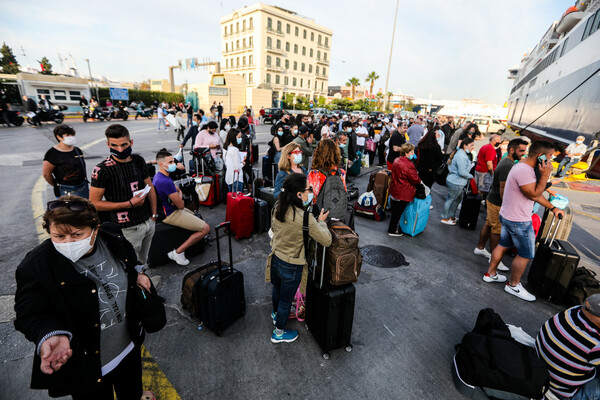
[345,345,353,353]
[322,352,330,360]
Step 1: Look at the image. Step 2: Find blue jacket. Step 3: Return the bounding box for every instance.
[273,168,308,199]
[447,149,473,186]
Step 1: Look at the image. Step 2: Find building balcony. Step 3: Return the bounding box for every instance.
[222,45,254,55]
[316,58,329,65]
[223,26,254,38]
[265,64,284,72]
[265,46,285,55]
[224,63,256,71]
[317,43,330,50]
[266,27,284,37]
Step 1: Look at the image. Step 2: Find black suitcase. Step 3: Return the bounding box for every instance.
[147,222,206,267]
[459,192,481,230]
[252,144,259,164]
[306,245,355,360]
[254,198,270,233]
[528,215,580,304]
[262,156,279,181]
[197,222,246,335]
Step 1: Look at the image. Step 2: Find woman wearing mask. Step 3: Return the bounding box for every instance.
[14,196,155,399]
[266,173,332,343]
[223,128,245,192]
[388,143,422,236]
[42,125,89,198]
[416,127,443,188]
[290,124,299,139]
[270,125,293,164]
[441,137,475,225]
[274,143,307,199]
[308,139,347,200]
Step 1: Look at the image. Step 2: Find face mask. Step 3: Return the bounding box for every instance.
[500,145,508,151]
[166,163,177,173]
[192,121,198,126]
[302,193,314,207]
[465,149,471,154]
[576,140,584,144]
[63,136,76,146]
[225,124,231,130]
[339,143,347,149]
[292,154,302,164]
[209,130,215,135]
[346,128,352,133]
[110,146,132,160]
[293,129,298,135]
[53,229,96,263]
[277,131,283,136]
[494,142,500,148]
[236,137,242,144]
[409,154,416,160]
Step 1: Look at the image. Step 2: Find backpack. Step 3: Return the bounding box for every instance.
[323,221,362,285]
[316,169,348,221]
[567,267,600,306]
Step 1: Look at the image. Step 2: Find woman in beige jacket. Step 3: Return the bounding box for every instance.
[266,173,331,344]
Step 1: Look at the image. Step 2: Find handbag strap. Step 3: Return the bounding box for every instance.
[303,210,309,258]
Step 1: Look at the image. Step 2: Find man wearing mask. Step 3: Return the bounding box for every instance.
[407,117,424,146]
[483,140,564,302]
[474,134,502,201]
[335,131,349,167]
[555,136,587,177]
[180,113,201,151]
[387,123,407,169]
[194,121,222,159]
[441,116,456,149]
[272,113,291,137]
[90,124,158,266]
[292,125,315,170]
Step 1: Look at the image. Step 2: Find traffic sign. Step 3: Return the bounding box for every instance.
[109,87,129,101]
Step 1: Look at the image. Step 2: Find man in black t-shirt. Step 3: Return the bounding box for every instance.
[386,123,407,169]
[90,124,158,266]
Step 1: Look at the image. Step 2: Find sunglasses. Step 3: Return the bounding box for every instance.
[47,200,92,212]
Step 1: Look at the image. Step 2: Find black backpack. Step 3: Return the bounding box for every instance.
[453,309,549,400]
[316,169,348,221]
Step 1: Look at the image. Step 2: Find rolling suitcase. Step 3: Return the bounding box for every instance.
[181,263,219,318]
[367,169,391,207]
[147,222,206,267]
[399,195,431,236]
[226,192,254,240]
[306,244,355,360]
[262,155,278,181]
[254,198,270,233]
[197,222,246,335]
[536,205,573,243]
[251,144,259,164]
[458,188,481,230]
[528,214,580,304]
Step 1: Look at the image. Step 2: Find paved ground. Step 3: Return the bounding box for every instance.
[0,119,599,399]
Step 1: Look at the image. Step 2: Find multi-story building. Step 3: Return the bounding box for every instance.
[220,3,332,107]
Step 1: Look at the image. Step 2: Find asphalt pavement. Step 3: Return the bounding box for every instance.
[1,119,599,399]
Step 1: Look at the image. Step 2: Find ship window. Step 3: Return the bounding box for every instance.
[582,14,596,41]
[593,9,600,34]
[529,78,536,87]
[560,38,569,57]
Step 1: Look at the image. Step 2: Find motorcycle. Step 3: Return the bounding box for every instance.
[135,107,154,120]
[1,110,25,126]
[109,106,129,121]
[27,105,66,125]
[82,106,111,122]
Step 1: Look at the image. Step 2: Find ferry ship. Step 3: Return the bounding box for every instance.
[506,0,600,176]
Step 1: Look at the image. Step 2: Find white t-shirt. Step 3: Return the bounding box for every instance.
[224,146,243,185]
[157,107,165,119]
[566,143,587,162]
[356,126,367,146]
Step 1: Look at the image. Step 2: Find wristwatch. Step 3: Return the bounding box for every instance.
[549,207,556,212]
[151,214,159,218]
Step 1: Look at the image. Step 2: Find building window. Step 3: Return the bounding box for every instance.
[294,44,298,54]
[243,73,246,82]
[249,72,253,83]
[236,40,240,50]
[285,76,289,85]
[285,60,289,69]
[237,57,240,67]
[276,75,280,84]
[267,55,272,66]
[226,59,229,68]
[249,36,253,47]
[53,90,67,101]
[311,32,314,41]
[267,37,272,48]
[236,22,239,33]
[69,90,81,101]
[286,24,290,34]
[277,21,281,33]
[249,55,253,65]
[309,64,312,73]
[277,39,281,49]
[317,50,321,59]
[308,80,311,89]
[324,52,327,61]
[316,66,319,75]
[249,17,253,28]
[267,17,272,29]
[231,41,233,50]
[295,26,299,36]
[303,29,307,39]
[243,20,246,31]
[224,26,228,36]
[266,73,271,84]
[230,23,233,34]
[276,57,281,67]
[243,56,246,66]
[293,61,298,71]
[302,46,306,56]
[321,82,324,91]
[286,42,290,52]
[323,67,326,76]
[310,48,313,57]
[318,34,322,44]
[243,38,246,48]
[225,43,228,52]
[325,37,329,47]
[314,81,317,90]
[300,78,303,87]
[293,78,297,87]
[301,63,305,72]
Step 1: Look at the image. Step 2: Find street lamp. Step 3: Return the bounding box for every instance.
[383,0,399,112]
[84,58,98,100]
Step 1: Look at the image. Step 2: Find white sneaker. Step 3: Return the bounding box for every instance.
[487,257,509,271]
[482,273,507,283]
[474,247,492,258]
[504,283,536,302]
[441,218,456,226]
[429,205,433,210]
[168,249,190,266]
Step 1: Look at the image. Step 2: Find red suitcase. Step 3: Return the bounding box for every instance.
[226,192,254,240]
[198,173,220,207]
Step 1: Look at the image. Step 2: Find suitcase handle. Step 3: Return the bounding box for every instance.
[545,213,563,248]
[215,221,233,280]
[312,243,327,290]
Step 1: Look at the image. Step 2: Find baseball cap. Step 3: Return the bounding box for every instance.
[383,118,390,123]
[585,294,600,317]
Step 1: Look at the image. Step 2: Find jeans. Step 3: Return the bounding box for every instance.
[271,255,303,330]
[442,181,464,219]
[388,199,409,233]
[556,157,576,177]
[157,118,166,130]
[58,181,89,199]
[569,373,600,400]
[228,181,244,193]
[187,114,193,127]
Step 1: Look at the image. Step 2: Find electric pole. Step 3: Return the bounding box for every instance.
[383,0,399,112]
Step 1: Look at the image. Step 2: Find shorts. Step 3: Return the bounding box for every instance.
[485,201,502,235]
[474,170,493,193]
[498,215,535,259]
[163,208,206,231]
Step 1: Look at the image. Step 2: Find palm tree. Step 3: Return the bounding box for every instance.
[366,71,379,99]
[376,92,384,110]
[386,92,394,111]
[345,77,360,100]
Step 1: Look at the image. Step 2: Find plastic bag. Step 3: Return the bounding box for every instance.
[549,193,569,210]
[507,324,536,348]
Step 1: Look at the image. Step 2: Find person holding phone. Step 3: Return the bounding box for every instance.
[483,140,564,302]
[265,173,332,344]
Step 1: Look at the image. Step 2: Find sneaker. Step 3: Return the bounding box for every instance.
[505,283,536,302]
[474,247,492,258]
[441,218,456,226]
[271,329,298,344]
[167,249,190,266]
[271,312,276,325]
[482,273,507,283]
[488,257,509,272]
[388,232,404,237]
[429,205,434,210]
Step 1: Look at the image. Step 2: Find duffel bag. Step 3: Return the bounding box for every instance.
[566,267,600,306]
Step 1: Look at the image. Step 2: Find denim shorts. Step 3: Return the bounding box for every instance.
[499,215,536,259]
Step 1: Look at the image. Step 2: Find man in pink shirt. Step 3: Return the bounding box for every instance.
[482,140,564,302]
[194,121,222,159]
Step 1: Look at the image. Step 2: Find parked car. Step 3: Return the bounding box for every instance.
[472,117,506,134]
[350,110,369,120]
[263,108,284,124]
[332,110,348,118]
[312,107,329,120]
[369,111,384,120]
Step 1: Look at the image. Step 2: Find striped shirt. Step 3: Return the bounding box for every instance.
[536,306,600,398]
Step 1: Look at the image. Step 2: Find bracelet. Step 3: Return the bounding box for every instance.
[129,200,133,208]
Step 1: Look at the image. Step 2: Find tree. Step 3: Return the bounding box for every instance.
[139,79,151,90]
[0,42,20,74]
[366,71,379,99]
[317,96,327,107]
[376,92,384,110]
[386,92,394,111]
[38,56,53,75]
[345,77,360,100]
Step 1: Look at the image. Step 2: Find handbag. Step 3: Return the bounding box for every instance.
[130,280,167,333]
[365,138,376,153]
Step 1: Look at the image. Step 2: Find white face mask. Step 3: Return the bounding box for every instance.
[576,139,584,144]
[63,136,77,146]
[52,229,96,263]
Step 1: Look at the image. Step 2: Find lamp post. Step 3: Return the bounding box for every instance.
[84,58,98,100]
[383,0,399,112]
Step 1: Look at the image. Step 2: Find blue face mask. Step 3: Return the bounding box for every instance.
[277,131,283,136]
[409,154,416,160]
[236,137,242,144]
[339,143,346,149]
[192,120,198,126]
[166,163,177,173]
[293,153,302,165]
[302,193,314,206]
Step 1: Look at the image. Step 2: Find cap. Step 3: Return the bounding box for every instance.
[585,294,600,317]
[383,118,390,123]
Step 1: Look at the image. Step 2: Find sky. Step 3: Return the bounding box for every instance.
[0,0,569,104]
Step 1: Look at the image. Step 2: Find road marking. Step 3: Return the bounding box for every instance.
[573,209,600,221]
[29,136,182,399]
[383,324,395,337]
